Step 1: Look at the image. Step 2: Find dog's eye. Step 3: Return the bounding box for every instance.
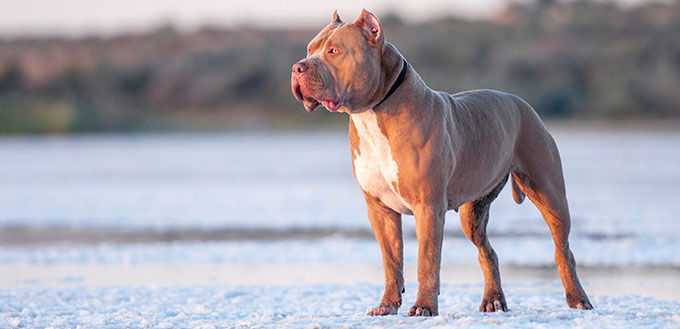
[328,48,340,54]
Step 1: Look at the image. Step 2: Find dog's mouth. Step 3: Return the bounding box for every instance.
[292,81,303,101]
[322,99,341,112]
[303,97,320,112]
[292,79,319,112]
[304,97,341,113]
[293,78,341,113]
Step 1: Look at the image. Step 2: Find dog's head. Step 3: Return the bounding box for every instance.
[291,9,386,113]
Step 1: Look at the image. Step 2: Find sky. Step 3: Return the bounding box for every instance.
[0,0,666,37]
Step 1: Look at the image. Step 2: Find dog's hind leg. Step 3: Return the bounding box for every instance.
[513,131,593,310]
[459,175,509,312]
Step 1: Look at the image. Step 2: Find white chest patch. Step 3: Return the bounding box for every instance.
[352,111,412,214]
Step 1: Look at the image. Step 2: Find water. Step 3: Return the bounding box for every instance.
[0,127,679,266]
[0,132,360,229]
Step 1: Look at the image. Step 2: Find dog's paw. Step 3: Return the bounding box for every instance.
[567,293,593,310]
[407,305,438,317]
[479,298,507,312]
[367,304,399,316]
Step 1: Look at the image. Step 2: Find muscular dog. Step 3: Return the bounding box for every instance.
[291,9,592,316]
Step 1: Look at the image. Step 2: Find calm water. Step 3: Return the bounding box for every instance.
[0,128,679,262]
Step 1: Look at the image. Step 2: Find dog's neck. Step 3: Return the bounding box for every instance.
[350,44,438,145]
[369,43,407,110]
[374,58,408,108]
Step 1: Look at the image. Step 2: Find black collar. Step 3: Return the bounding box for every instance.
[374,58,408,108]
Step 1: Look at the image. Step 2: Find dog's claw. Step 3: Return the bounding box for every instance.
[479,298,507,312]
[367,305,398,316]
[408,305,437,317]
[573,300,593,310]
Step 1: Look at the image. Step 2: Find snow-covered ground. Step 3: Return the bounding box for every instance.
[2,283,680,328]
[1,127,679,328]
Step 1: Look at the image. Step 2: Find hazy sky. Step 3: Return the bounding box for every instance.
[0,0,662,37]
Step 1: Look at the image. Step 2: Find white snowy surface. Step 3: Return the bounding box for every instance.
[1,283,679,329]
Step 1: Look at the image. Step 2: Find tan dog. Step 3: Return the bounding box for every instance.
[291,9,592,316]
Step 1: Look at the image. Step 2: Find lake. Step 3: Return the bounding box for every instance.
[1,126,678,235]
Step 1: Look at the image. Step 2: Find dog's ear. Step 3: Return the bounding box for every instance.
[332,10,342,23]
[354,9,383,47]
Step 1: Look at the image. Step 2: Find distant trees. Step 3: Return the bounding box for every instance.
[0,0,679,133]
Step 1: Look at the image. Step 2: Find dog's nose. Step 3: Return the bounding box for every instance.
[292,61,307,75]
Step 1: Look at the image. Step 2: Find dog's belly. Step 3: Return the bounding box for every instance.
[352,111,413,215]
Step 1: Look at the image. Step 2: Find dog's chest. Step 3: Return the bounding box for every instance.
[352,111,412,214]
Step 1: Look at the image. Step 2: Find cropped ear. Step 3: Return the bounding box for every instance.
[332,10,342,23]
[353,9,383,47]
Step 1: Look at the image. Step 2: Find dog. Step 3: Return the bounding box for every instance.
[291,9,592,316]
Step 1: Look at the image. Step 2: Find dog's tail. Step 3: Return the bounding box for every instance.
[510,172,526,204]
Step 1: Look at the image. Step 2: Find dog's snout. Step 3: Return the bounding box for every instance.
[292,61,307,75]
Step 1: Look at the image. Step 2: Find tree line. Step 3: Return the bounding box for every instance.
[1,0,679,133]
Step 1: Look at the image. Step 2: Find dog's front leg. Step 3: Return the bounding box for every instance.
[365,195,404,316]
[408,204,445,316]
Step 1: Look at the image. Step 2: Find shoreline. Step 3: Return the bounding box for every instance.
[0,225,638,246]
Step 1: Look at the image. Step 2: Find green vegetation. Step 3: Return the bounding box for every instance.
[1,1,679,133]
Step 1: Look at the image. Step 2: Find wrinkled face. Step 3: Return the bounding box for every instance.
[291,12,384,113]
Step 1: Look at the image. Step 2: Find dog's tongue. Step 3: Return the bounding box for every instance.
[323,100,341,112]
